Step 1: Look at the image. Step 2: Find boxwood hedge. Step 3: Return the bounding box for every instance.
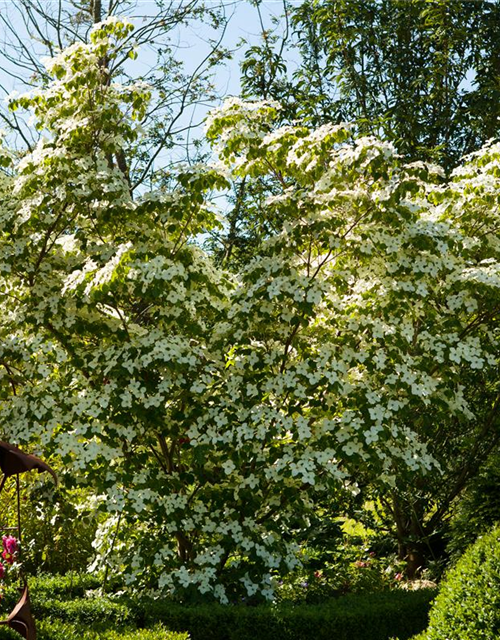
[414,524,500,639]
[139,590,435,640]
[0,574,435,640]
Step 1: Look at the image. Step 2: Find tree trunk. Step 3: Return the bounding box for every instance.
[91,0,102,24]
[392,493,426,578]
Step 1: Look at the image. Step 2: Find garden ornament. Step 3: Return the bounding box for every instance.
[0,441,57,640]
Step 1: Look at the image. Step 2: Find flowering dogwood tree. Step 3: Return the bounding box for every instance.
[0,19,499,600]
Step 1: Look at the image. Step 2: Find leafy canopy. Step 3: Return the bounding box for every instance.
[0,19,500,601]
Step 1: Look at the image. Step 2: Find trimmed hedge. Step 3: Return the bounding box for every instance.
[416,524,500,639]
[0,574,435,640]
[34,596,132,625]
[0,622,188,640]
[30,573,102,598]
[139,590,435,640]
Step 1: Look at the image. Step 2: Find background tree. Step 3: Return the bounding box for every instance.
[242,0,500,173]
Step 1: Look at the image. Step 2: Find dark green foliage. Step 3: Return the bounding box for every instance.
[140,590,435,640]
[420,525,500,639]
[0,622,187,640]
[0,574,435,640]
[447,452,500,561]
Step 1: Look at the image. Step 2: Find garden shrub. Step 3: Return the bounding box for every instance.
[33,596,132,625]
[0,621,188,640]
[275,549,403,604]
[447,454,500,562]
[141,589,435,640]
[0,577,434,640]
[418,524,500,639]
[30,572,102,599]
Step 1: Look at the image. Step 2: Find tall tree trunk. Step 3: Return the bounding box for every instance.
[91,0,102,23]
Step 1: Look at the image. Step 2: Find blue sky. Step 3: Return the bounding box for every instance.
[0,1,298,152]
[0,0,309,175]
[0,1,293,93]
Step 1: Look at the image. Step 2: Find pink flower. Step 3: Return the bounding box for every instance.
[2,536,17,556]
[0,562,4,580]
[395,572,403,581]
[2,536,18,565]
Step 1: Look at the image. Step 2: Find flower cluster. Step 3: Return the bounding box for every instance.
[2,535,18,565]
[0,536,18,600]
